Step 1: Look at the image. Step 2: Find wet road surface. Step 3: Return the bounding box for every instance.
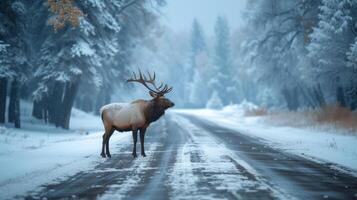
[23,112,357,200]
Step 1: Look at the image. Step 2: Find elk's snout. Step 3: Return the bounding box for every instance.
[170,102,175,107]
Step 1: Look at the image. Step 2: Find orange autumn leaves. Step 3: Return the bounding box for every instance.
[47,0,84,31]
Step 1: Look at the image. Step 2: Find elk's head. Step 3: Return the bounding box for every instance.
[127,70,174,110]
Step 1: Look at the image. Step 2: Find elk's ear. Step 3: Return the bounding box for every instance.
[149,91,158,98]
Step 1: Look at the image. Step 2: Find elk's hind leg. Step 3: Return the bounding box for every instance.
[105,128,115,158]
[101,124,111,158]
[101,133,107,158]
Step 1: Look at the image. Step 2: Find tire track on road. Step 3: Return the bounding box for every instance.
[123,115,187,200]
[180,113,357,200]
[170,114,287,200]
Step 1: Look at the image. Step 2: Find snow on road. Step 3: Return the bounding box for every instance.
[99,143,159,200]
[175,106,357,173]
[169,115,291,199]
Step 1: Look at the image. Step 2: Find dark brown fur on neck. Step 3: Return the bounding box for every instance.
[144,99,166,124]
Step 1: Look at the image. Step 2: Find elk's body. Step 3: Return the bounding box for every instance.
[101,101,147,132]
[100,71,174,158]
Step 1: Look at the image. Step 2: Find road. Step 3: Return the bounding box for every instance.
[24,112,357,200]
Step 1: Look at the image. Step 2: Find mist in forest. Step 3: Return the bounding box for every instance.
[1,0,357,129]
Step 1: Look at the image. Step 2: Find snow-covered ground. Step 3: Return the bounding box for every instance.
[2,101,357,199]
[0,103,126,199]
[176,104,357,173]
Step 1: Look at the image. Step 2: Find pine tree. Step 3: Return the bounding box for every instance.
[0,0,30,128]
[308,0,357,107]
[0,41,9,124]
[239,0,323,109]
[30,0,126,128]
[188,19,210,107]
[213,16,234,105]
[31,0,164,128]
[190,19,207,70]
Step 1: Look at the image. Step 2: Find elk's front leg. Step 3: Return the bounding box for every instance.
[132,129,138,158]
[140,128,147,157]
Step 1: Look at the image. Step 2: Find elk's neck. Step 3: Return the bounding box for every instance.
[144,101,165,124]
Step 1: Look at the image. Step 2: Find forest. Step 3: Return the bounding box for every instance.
[1,0,357,129]
[1,1,357,199]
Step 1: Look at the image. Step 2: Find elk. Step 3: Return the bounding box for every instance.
[100,70,174,158]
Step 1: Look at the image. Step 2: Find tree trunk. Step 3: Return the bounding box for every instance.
[82,97,93,113]
[74,96,82,109]
[59,76,81,129]
[314,83,326,107]
[282,87,299,111]
[0,78,7,124]
[291,87,299,110]
[296,82,316,108]
[8,79,20,128]
[8,80,16,123]
[94,89,110,115]
[14,89,20,128]
[48,81,65,126]
[32,99,43,119]
[43,97,49,123]
[352,87,357,110]
[94,94,102,115]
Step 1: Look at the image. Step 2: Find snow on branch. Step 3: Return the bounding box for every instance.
[0,41,10,52]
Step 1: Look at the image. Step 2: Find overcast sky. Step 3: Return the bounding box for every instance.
[160,0,247,35]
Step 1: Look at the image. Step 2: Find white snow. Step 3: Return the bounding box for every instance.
[206,90,223,109]
[0,104,128,199]
[175,104,357,173]
[99,143,159,200]
[71,41,95,57]
[0,41,9,52]
[168,115,292,200]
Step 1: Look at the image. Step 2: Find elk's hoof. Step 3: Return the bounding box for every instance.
[141,153,146,157]
[100,153,106,158]
[106,154,111,158]
[132,153,137,158]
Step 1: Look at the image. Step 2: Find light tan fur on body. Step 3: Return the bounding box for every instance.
[100,70,174,158]
[101,101,148,132]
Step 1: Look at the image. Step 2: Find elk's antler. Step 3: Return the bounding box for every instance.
[127,70,172,97]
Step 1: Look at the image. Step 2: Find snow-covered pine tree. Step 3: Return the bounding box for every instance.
[31,0,165,128]
[0,0,30,128]
[90,0,165,114]
[190,19,207,70]
[213,16,234,105]
[308,0,357,108]
[32,0,122,128]
[240,0,322,109]
[188,19,211,107]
